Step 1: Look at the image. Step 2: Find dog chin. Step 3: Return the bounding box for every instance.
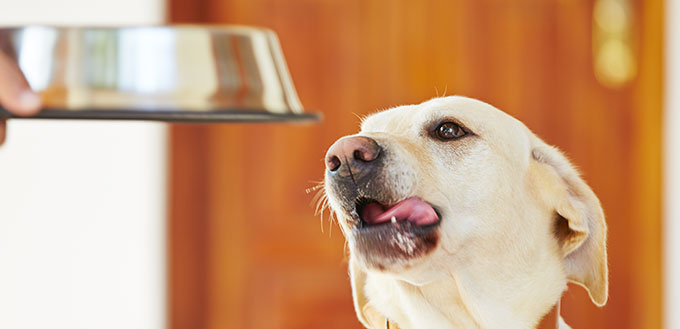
[348,213,441,273]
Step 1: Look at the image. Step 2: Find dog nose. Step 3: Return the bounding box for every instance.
[326,136,381,172]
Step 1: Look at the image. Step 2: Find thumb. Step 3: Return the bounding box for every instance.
[0,52,41,116]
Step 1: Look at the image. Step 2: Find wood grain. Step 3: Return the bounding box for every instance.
[168,0,663,328]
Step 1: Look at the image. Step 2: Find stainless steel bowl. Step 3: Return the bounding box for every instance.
[0,25,319,122]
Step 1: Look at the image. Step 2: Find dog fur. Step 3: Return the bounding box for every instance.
[322,96,608,329]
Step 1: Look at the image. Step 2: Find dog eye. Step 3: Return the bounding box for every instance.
[435,122,466,140]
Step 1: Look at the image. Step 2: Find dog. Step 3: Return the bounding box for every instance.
[321,96,608,329]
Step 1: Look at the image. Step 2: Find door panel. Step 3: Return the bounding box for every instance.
[169,0,662,328]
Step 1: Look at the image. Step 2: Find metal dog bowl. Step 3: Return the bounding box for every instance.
[0,25,319,122]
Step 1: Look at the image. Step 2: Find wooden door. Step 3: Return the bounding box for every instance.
[168,0,663,328]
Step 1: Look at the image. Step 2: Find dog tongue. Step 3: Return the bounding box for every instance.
[361,197,439,226]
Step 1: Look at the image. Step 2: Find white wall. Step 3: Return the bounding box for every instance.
[0,1,167,329]
[666,0,680,328]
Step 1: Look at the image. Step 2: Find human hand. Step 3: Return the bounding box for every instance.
[0,52,42,145]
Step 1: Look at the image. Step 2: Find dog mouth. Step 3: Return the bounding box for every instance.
[349,197,442,270]
[356,197,441,228]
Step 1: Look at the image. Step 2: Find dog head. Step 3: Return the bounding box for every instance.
[323,96,608,326]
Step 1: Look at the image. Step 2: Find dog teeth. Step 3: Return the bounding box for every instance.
[391,216,397,223]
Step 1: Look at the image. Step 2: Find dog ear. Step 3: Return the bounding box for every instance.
[349,258,388,329]
[531,145,608,306]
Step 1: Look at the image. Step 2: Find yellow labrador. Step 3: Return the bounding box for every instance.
[322,96,607,329]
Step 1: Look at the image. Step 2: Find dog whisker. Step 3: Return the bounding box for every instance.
[306,183,324,194]
[308,180,331,234]
[313,190,326,215]
[308,183,347,238]
[317,196,328,232]
[324,208,332,236]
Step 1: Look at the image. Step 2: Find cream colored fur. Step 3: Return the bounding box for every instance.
[324,96,608,329]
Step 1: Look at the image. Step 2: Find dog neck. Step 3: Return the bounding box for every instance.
[385,302,560,329]
[362,251,567,329]
[365,269,564,329]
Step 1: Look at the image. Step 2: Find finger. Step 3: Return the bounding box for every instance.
[0,52,41,116]
[0,120,6,145]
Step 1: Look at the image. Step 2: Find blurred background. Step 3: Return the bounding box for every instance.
[0,0,676,328]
